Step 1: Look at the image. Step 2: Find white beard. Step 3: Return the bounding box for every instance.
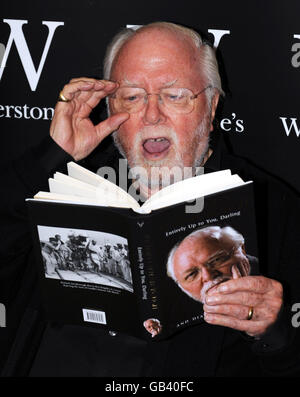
[199,276,231,304]
[175,275,230,304]
[112,115,211,194]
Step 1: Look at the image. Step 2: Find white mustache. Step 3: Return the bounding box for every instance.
[135,126,178,146]
[200,276,230,303]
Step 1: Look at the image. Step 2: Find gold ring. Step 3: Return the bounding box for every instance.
[247,306,254,320]
[58,91,70,102]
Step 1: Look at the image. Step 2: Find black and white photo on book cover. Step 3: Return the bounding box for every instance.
[37,225,133,292]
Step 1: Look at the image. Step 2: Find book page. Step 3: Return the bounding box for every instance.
[50,176,132,203]
[45,165,140,210]
[33,164,248,215]
[32,192,137,209]
[54,172,98,192]
[146,170,232,200]
[140,170,245,213]
[67,162,139,209]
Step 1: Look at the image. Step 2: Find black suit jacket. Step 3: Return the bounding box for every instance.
[1,133,300,377]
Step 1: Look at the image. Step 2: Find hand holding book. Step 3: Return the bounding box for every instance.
[204,275,283,337]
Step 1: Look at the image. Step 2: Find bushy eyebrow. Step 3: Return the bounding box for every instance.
[204,250,234,269]
[122,78,178,88]
[183,266,199,281]
[206,250,228,263]
[182,250,231,280]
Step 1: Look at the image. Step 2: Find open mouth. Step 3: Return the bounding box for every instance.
[142,137,171,156]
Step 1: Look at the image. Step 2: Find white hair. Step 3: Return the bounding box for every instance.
[103,21,224,105]
[166,226,245,282]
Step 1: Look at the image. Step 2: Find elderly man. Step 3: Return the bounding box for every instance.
[143,318,162,338]
[86,239,104,273]
[167,226,254,304]
[1,22,299,376]
[51,22,220,197]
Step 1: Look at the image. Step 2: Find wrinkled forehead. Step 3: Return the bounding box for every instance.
[174,234,233,264]
[110,28,203,85]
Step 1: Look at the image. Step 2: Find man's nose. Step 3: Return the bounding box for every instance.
[202,266,214,282]
[142,95,166,125]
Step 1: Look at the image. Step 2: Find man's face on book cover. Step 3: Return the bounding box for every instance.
[109,27,219,192]
[143,318,162,338]
[171,230,251,303]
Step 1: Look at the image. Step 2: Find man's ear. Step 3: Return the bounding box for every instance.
[209,92,220,132]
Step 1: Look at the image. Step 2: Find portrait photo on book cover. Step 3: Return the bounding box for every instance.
[37,225,133,292]
[166,225,258,304]
[143,318,163,338]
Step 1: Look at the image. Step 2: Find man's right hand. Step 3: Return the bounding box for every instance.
[50,78,129,161]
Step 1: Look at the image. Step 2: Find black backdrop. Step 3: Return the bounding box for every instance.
[0,0,299,193]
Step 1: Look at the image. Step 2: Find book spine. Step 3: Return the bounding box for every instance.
[129,217,161,323]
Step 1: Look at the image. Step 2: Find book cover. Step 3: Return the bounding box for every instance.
[28,181,258,340]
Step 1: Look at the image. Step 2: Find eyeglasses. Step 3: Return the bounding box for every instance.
[183,248,236,283]
[110,85,212,114]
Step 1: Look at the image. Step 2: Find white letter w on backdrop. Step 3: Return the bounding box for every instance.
[0,19,64,91]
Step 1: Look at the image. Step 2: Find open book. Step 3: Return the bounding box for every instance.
[27,163,258,340]
[33,161,247,213]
